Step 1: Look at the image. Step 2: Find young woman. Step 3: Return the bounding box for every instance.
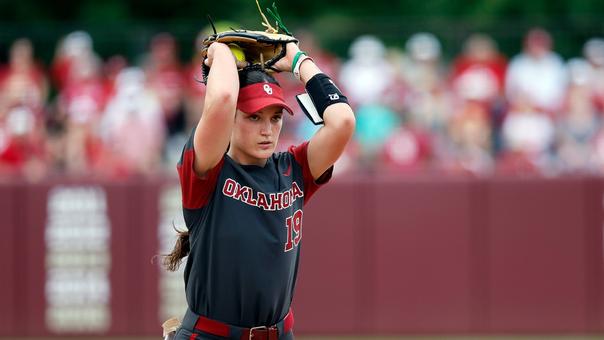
[164,40,355,340]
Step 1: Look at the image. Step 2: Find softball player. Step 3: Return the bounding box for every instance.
[164,40,355,340]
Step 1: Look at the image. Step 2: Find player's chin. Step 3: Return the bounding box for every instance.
[255,143,276,157]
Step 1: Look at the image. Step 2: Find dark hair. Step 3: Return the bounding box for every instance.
[239,65,280,87]
[162,226,190,272]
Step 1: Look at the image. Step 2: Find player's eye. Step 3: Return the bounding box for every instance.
[248,114,260,121]
[271,114,283,123]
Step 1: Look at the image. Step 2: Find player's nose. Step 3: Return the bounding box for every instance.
[260,120,272,135]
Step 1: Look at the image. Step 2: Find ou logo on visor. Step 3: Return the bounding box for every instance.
[263,84,273,95]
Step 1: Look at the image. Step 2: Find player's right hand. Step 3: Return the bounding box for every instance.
[272,42,300,73]
[203,42,230,68]
[204,42,249,69]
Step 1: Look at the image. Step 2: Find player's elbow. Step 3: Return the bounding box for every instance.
[330,107,356,141]
[342,110,356,134]
[214,90,237,107]
[204,90,237,117]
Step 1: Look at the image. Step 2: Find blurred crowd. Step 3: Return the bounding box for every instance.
[1,28,604,180]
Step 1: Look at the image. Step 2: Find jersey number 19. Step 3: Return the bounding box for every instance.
[284,209,303,252]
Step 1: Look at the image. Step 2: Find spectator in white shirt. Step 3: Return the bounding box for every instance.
[505,28,568,114]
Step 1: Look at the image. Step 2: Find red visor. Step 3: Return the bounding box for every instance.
[237,82,293,115]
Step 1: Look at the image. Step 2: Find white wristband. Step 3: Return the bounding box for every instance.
[293,55,313,81]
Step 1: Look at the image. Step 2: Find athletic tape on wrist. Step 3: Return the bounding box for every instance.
[304,73,348,118]
[291,51,306,74]
[293,55,313,81]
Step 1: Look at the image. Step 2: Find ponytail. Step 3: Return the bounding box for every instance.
[163,227,190,272]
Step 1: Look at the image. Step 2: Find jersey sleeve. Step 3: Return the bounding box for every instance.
[177,130,224,210]
[288,141,333,204]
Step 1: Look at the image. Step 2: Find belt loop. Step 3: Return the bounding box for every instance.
[275,322,284,337]
[248,326,268,340]
[276,307,293,337]
[229,326,243,340]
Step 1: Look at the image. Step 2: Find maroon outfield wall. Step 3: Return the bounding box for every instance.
[0,175,602,336]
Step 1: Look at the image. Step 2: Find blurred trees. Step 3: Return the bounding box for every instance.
[0,0,603,62]
[2,0,603,23]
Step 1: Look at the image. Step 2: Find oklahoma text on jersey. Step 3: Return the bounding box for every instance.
[222,178,304,211]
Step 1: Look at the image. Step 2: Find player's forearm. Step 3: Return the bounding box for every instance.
[299,59,355,137]
[204,44,239,115]
[299,59,321,84]
[299,58,355,179]
[192,43,239,175]
[305,101,355,179]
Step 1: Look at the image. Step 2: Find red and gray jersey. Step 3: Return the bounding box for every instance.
[177,130,332,328]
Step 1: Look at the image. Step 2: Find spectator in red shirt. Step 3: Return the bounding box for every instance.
[0,38,48,116]
[51,31,101,91]
[0,106,46,179]
[446,34,507,173]
[451,34,507,106]
[56,51,108,175]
